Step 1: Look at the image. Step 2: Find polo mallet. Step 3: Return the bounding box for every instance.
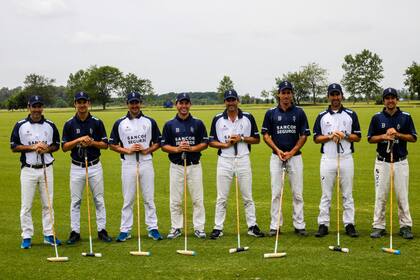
[229,154,249,254]
[41,154,69,262]
[382,140,400,255]
[81,149,102,257]
[329,142,349,253]
[176,152,196,256]
[130,152,151,256]
[264,160,287,259]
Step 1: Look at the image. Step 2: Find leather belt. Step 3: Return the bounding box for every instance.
[377,155,407,163]
[72,158,100,168]
[24,162,53,169]
[174,160,199,166]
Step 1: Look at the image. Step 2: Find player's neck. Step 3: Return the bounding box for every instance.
[279,102,291,111]
[77,111,89,121]
[227,109,238,122]
[385,107,397,116]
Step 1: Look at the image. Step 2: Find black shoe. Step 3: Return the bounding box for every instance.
[269,228,280,237]
[98,229,112,242]
[399,226,414,239]
[248,225,265,237]
[66,231,80,245]
[370,228,386,238]
[315,224,328,237]
[294,228,308,236]
[345,224,359,238]
[210,229,223,239]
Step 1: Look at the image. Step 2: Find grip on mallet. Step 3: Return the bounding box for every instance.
[329,246,349,253]
[229,247,249,254]
[82,252,102,257]
[382,247,401,255]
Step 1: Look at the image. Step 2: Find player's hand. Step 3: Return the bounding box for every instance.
[178,140,191,152]
[386,128,398,140]
[229,135,241,144]
[276,149,285,161]
[128,143,143,154]
[282,151,294,160]
[80,136,93,147]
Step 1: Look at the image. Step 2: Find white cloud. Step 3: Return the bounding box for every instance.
[16,0,68,17]
[68,31,127,44]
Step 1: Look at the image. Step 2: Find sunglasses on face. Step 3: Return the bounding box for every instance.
[129,100,140,105]
[225,98,237,102]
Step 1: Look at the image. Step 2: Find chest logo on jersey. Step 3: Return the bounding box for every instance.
[277,116,282,121]
[90,128,93,134]
[76,128,80,134]
[190,127,194,133]
[176,127,180,133]
[125,126,132,132]
[25,130,32,136]
[127,134,146,144]
[381,123,386,128]
[397,124,400,130]
[293,116,296,122]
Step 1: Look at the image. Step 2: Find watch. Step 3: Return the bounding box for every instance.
[344,132,350,140]
[240,136,245,142]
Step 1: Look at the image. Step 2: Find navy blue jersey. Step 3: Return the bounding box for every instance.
[109,112,161,161]
[209,109,259,157]
[62,113,108,162]
[10,115,60,167]
[313,106,361,156]
[261,105,310,155]
[368,107,417,160]
[161,114,208,165]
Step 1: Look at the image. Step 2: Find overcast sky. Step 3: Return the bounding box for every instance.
[1,0,419,96]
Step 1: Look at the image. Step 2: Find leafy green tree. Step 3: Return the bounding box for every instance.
[67,69,89,98]
[301,63,328,104]
[273,71,310,105]
[120,73,154,103]
[341,49,384,103]
[21,74,56,105]
[404,61,420,100]
[217,75,234,102]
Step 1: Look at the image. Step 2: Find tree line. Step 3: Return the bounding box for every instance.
[1,49,420,110]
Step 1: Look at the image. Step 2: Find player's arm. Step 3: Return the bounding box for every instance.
[62,135,91,152]
[209,140,232,149]
[284,135,307,159]
[262,133,284,161]
[141,142,160,155]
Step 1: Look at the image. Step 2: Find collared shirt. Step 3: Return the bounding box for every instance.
[368,107,417,160]
[261,105,310,155]
[10,115,60,167]
[313,106,361,157]
[209,108,259,157]
[62,113,108,162]
[161,114,208,165]
[109,111,161,162]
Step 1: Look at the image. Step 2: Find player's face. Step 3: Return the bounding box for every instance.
[384,95,398,110]
[278,89,293,106]
[28,103,43,121]
[224,97,238,112]
[128,100,141,116]
[328,91,342,109]
[176,100,191,118]
[75,99,90,114]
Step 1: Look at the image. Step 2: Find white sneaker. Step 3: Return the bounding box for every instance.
[167,228,182,239]
[194,230,206,239]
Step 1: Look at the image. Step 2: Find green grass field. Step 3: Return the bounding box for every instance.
[0,103,419,280]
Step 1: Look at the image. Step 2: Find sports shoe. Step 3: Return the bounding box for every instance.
[194,230,206,239]
[399,226,414,239]
[345,224,359,237]
[98,229,112,242]
[167,228,182,239]
[148,229,163,240]
[21,238,31,249]
[66,231,80,245]
[116,232,131,242]
[210,229,223,239]
[44,235,62,246]
[295,228,308,236]
[269,228,280,237]
[315,224,329,237]
[370,228,386,238]
[248,225,265,237]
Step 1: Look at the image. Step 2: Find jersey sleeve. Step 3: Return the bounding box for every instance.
[10,122,22,149]
[261,110,272,135]
[248,113,260,138]
[50,122,61,147]
[196,120,209,144]
[61,121,71,147]
[151,119,161,144]
[351,112,362,137]
[160,122,172,146]
[97,120,108,143]
[209,116,219,142]
[367,115,378,139]
[313,114,322,139]
[299,110,311,136]
[109,120,121,145]
[406,114,417,140]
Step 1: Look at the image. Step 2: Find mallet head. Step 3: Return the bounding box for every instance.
[329,246,349,253]
[47,256,69,262]
[263,252,287,259]
[176,250,196,256]
[229,247,249,254]
[130,251,151,256]
[382,247,400,255]
[82,252,102,257]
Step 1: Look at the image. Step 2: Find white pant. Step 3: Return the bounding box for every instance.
[120,160,158,232]
[169,162,205,231]
[214,155,257,230]
[270,154,305,230]
[70,162,106,233]
[317,154,355,227]
[20,166,54,238]
[372,159,412,229]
